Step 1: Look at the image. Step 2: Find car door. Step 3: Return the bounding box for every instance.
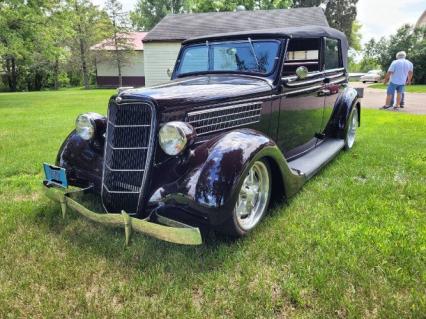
[320,37,347,134]
[277,38,326,159]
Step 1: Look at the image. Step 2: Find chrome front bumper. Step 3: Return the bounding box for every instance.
[43,182,202,246]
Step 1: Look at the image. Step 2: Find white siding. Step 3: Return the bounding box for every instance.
[144,42,181,87]
[96,51,144,77]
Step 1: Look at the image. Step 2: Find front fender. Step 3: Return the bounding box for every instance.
[56,131,104,192]
[326,87,360,138]
[150,129,304,225]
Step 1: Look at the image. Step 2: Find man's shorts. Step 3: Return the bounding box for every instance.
[387,82,405,95]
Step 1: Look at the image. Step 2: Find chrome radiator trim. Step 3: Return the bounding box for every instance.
[101,101,156,215]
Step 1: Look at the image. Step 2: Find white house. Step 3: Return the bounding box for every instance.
[91,32,148,87]
[142,7,329,86]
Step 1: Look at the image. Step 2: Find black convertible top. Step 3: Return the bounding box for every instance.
[183,26,349,69]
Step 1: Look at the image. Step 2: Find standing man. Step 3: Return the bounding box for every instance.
[381,51,413,110]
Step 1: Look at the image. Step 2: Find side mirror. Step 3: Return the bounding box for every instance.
[295,66,308,80]
[166,68,172,78]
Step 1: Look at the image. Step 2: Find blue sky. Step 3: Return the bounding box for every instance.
[92,0,425,44]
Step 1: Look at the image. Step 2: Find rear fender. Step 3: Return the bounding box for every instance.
[325,87,360,138]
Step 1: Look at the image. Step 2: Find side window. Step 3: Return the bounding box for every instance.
[324,38,341,70]
[282,38,321,76]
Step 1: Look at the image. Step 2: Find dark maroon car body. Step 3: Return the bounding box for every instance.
[55,26,361,229]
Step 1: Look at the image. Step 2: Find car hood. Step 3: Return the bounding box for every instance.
[119,75,272,110]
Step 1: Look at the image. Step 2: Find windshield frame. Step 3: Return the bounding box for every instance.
[173,38,284,78]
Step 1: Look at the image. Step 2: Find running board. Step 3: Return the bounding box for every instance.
[288,139,345,180]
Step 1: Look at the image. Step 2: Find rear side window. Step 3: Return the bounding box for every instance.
[324,38,341,70]
[282,38,321,76]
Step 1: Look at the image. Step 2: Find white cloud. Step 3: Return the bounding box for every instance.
[357,0,424,44]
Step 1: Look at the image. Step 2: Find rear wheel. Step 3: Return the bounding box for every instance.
[344,107,358,150]
[219,159,272,237]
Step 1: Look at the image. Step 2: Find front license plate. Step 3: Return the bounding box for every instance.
[43,163,68,188]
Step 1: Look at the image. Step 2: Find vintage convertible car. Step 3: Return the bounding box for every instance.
[43,26,361,245]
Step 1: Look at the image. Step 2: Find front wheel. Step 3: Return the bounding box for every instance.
[344,107,358,150]
[219,159,272,237]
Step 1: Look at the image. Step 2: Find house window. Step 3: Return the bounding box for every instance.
[282,38,321,76]
[324,38,341,70]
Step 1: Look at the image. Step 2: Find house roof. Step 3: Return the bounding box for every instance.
[143,7,329,42]
[416,10,426,28]
[91,32,148,51]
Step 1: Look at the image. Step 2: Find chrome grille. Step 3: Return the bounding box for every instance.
[101,101,155,214]
[186,102,262,136]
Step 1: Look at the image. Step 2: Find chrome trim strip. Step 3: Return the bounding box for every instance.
[330,78,347,85]
[284,61,318,65]
[188,101,261,117]
[107,121,150,128]
[105,164,145,172]
[284,77,324,87]
[325,72,345,79]
[282,85,323,96]
[103,185,140,194]
[108,145,148,150]
[324,67,346,74]
[281,71,323,82]
[196,120,260,136]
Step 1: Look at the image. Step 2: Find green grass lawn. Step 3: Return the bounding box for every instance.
[369,83,426,93]
[0,90,425,318]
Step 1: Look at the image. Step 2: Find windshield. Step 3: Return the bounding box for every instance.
[176,39,281,76]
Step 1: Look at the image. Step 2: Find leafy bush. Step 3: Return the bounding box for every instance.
[362,25,426,84]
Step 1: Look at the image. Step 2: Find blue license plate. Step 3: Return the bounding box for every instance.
[43,163,68,188]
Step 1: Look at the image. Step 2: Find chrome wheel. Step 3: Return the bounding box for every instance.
[345,108,358,149]
[235,160,271,231]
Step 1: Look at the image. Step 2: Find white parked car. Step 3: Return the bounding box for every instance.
[360,70,382,83]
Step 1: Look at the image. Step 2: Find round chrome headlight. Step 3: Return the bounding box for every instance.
[158,122,194,156]
[75,114,95,140]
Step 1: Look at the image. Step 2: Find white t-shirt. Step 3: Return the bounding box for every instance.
[388,58,413,85]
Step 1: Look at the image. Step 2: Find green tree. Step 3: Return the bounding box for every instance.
[359,38,382,72]
[104,0,133,87]
[360,25,426,83]
[66,0,110,89]
[350,20,362,51]
[0,0,69,91]
[293,0,358,47]
[130,0,186,31]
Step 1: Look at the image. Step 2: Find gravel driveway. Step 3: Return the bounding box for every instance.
[351,82,426,115]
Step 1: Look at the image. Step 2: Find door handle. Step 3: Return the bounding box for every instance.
[317,89,330,96]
